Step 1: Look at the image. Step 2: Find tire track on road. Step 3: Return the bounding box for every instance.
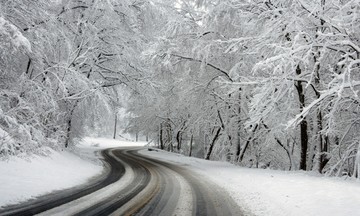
[1,147,244,216]
[0,149,125,216]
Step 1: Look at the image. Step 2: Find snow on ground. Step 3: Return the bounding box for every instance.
[0,137,145,208]
[2,137,358,215]
[80,137,146,149]
[0,148,102,208]
[140,149,360,216]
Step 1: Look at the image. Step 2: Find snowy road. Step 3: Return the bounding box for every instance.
[0,147,243,216]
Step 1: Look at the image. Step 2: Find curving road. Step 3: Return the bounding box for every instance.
[0,148,244,216]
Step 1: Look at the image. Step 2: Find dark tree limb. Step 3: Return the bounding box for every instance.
[170,54,233,82]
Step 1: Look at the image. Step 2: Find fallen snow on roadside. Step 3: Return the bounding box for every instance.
[3,137,355,216]
[140,149,360,216]
[0,137,145,208]
[0,148,102,208]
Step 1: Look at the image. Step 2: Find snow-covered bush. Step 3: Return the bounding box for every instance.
[0,88,60,157]
[0,16,31,52]
[0,13,63,157]
[0,126,15,156]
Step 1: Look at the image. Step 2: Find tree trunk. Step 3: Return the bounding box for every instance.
[353,144,360,178]
[295,65,308,170]
[275,138,293,171]
[189,134,193,157]
[315,0,329,173]
[319,134,329,172]
[205,127,221,160]
[238,124,259,162]
[235,88,242,162]
[165,120,172,152]
[159,123,164,150]
[113,113,117,139]
[316,105,329,172]
[65,118,72,148]
[65,100,79,148]
[176,130,182,151]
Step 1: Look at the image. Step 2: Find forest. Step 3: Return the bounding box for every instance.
[0,0,360,178]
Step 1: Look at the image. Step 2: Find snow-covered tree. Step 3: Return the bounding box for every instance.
[126,0,360,178]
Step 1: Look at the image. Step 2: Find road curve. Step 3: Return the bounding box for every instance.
[0,147,244,216]
[0,149,125,216]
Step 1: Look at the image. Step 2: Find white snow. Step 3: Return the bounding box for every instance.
[0,127,15,154]
[0,147,101,208]
[140,148,360,216]
[0,137,145,208]
[0,16,32,52]
[2,137,359,216]
[80,137,146,149]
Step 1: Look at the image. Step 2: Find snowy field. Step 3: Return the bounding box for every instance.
[1,138,359,216]
[140,149,360,216]
[0,137,145,208]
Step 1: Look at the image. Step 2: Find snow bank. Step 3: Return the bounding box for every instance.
[0,147,102,208]
[140,149,360,216]
[0,137,146,208]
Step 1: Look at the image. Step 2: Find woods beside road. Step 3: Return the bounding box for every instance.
[1,0,360,177]
[1,1,360,215]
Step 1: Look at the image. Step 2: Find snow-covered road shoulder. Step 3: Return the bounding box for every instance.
[0,148,102,208]
[140,148,360,216]
[0,137,145,208]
